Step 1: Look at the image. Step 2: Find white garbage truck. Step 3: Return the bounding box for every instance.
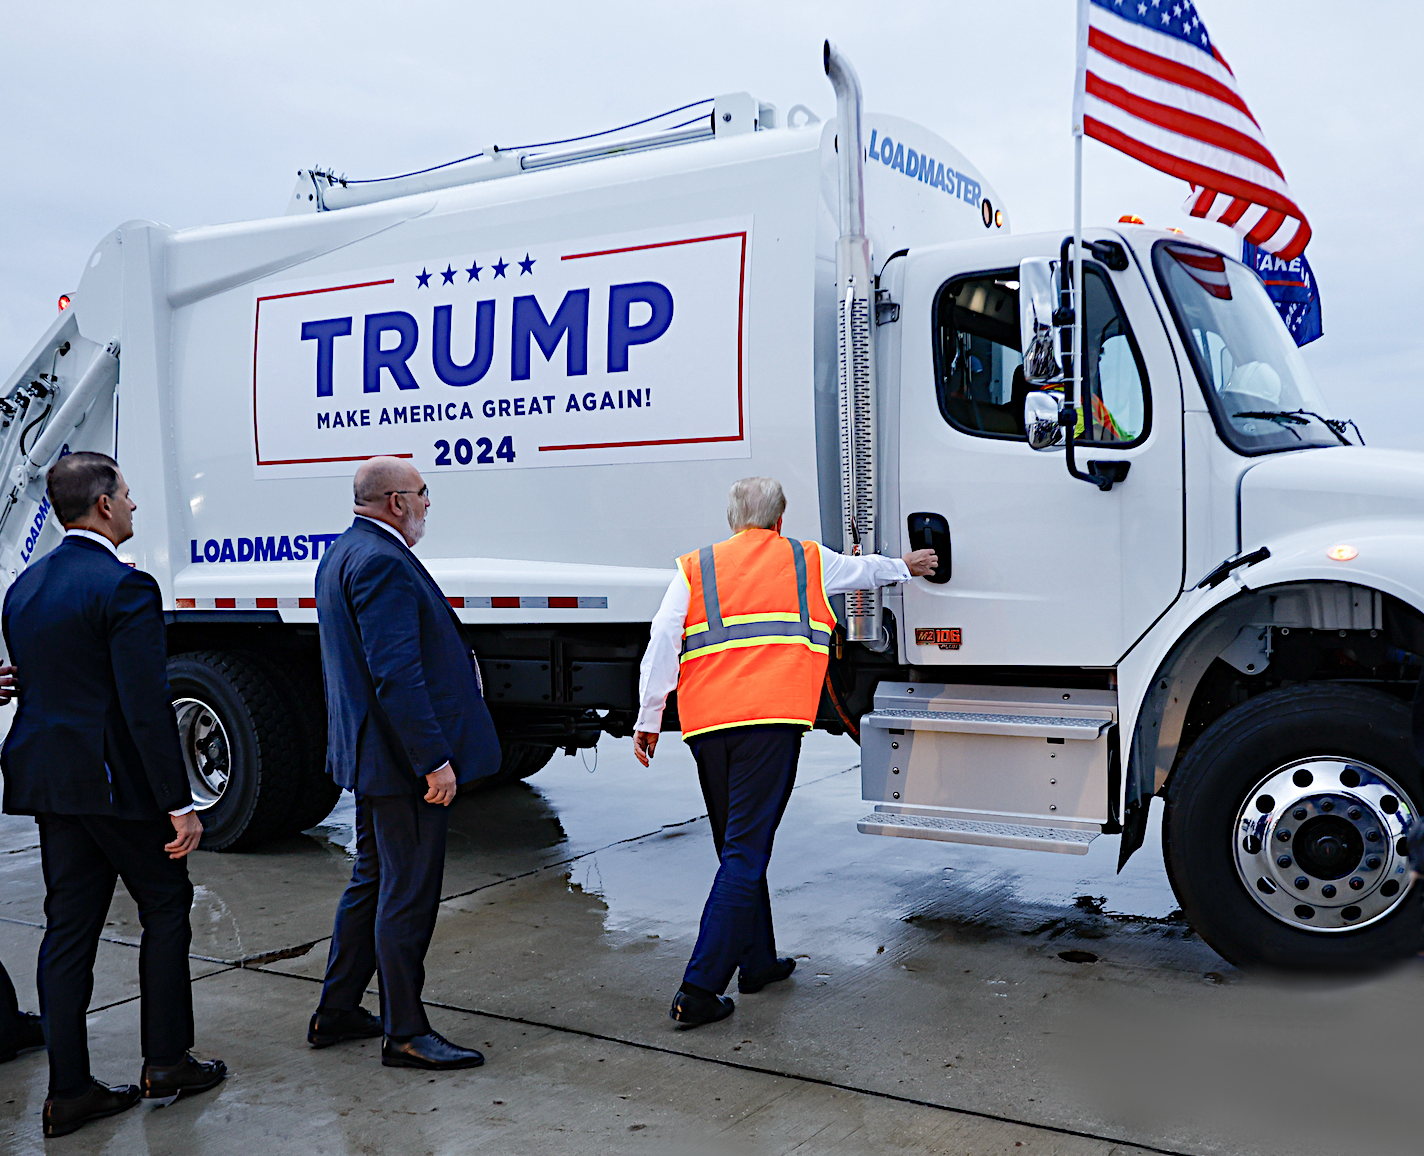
[3,43,1420,971]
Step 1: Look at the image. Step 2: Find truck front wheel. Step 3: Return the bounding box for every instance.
[168,651,304,850]
[1164,684,1423,972]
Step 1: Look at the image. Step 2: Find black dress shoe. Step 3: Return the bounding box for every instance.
[43,1079,141,1138]
[0,1012,45,1062]
[382,1031,484,1070]
[669,990,735,1028]
[141,1053,227,1103]
[309,1005,383,1049]
[739,956,796,994]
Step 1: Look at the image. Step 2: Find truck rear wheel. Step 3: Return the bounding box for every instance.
[1163,684,1423,972]
[168,651,304,850]
[464,742,557,791]
[259,659,342,832]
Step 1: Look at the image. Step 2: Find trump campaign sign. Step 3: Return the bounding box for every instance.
[251,219,751,477]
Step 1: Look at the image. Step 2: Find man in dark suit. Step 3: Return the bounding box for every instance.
[0,659,45,1065]
[308,456,500,1070]
[1,452,225,1137]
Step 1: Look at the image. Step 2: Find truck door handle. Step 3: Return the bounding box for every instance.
[906,512,952,584]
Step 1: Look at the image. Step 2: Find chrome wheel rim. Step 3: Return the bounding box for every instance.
[1234,757,1415,933]
[173,697,231,811]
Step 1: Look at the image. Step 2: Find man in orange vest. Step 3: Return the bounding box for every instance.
[634,477,937,1027]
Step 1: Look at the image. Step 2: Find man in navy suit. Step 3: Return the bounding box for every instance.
[1,453,225,1137]
[308,456,500,1070]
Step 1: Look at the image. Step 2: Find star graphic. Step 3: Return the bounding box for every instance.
[1138,2,1147,13]
[492,257,509,278]
[441,265,456,285]
[466,259,482,282]
[415,268,431,288]
[518,253,536,275]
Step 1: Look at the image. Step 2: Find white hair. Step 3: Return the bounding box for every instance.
[726,477,786,531]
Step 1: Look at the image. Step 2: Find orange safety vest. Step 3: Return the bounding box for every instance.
[675,528,837,739]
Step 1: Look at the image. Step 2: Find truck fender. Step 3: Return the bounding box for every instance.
[1115,517,1424,868]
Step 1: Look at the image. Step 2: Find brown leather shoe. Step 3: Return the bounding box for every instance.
[141,1053,227,1103]
[43,1079,141,1138]
[0,1012,44,1062]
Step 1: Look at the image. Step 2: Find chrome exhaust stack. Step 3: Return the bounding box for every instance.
[824,41,882,646]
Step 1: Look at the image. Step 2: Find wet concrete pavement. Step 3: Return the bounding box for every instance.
[0,731,1421,1155]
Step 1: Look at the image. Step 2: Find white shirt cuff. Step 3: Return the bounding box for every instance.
[169,805,194,817]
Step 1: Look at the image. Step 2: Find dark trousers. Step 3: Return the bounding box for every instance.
[0,959,20,1048]
[320,793,449,1038]
[36,813,194,1098]
[682,724,801,995]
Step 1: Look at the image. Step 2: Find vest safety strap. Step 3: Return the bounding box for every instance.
[681,538,831,660]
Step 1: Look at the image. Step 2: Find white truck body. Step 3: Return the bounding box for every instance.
[5,50,1421,972]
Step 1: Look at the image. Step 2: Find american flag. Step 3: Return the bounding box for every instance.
[1080,0,1311,260]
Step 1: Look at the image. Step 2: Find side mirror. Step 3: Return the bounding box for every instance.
[1018,257,1064,386]
[1024,390,1064,450]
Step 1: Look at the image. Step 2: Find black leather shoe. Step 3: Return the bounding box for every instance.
[0,1012,45,1062]
[382,1031,484,1070]
[669,990,735,1028]
[739,956,796,994]
[308,1005,383,1049]
[43,1079,141,1138]
[141,1053,227,1103]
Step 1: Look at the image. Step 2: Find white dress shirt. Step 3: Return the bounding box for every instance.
[635,542,912,734]
[64,529,194,817]
[356,514,410,545]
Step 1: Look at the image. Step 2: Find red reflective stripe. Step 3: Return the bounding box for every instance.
[491,597,519,608]
[175,598,195,609]
[256,598,278,608]
[299,597,316,608]
[447,597,464,608]
[548,596,578,608]
[214,598,235,609]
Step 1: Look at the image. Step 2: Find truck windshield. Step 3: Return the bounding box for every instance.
[1154,241,1336,454]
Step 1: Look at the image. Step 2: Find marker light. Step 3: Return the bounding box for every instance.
[57,295,71,311]
[1118,214,1144,224]
[994,210,1004,228]
[1168,227,1185,234]
[1327,545,1359,562]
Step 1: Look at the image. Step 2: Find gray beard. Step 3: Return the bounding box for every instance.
[403,510,427,544]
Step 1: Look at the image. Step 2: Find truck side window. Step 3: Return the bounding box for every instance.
[933,267,1149,444]
[933,273,1026,438]
[1079,266,1150,445]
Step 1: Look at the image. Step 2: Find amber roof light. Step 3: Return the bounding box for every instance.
[1327,545,1359,562]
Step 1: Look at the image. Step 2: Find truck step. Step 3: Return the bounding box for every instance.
[864,706,1108,741]
[856,811,1100,855]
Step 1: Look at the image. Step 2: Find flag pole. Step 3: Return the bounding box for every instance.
[1071,0,1088,427]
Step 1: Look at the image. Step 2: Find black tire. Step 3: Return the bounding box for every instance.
[1164,684,1424,972]
[463,742,557,791]
[167,651,304,851]
[258,659,342,832]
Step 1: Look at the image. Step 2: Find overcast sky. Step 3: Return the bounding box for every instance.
[3,1,1419,444]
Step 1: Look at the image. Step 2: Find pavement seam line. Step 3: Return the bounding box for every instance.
[241,961,1197,1156]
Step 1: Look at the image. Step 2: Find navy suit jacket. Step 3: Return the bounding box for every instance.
[316,518,500,796]
[1,536,190,819]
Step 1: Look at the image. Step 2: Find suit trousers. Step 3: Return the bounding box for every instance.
[0,958,20,1050]
[36,814,194,1097]
[682,724,801,995]
[319,793,449,1038]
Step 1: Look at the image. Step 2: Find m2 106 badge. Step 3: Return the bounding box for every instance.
[915,627,962,650]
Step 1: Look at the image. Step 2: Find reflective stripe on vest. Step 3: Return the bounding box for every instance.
[680,538,832,660]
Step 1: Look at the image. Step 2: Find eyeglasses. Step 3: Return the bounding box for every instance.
[384,486,429,499]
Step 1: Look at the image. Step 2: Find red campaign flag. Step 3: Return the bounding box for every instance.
[1078,0,1311,260]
